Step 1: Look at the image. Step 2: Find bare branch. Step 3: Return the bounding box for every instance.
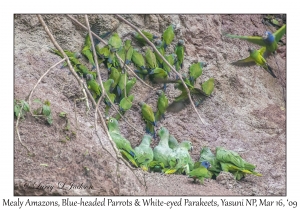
[115,14,208,125]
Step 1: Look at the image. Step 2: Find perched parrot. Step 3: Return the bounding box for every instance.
[102,79,116,116]
[225,24,286,54]
[162,54,176,75]
[134,134,154,171]
[175,39,185,70]
[145,47,157,70]
[188,161,211,184]
[81,33,96,69]
[107,117,137,167]
[165,141,194,174]
[96,45,110,59]
[124,40,134,65]
[86,74,101,100]
[216,147,262,180]
[133,30,158,45]
[138,102,156,138]
[75,63,97,79]
[199,147,222,178]
[154,40,165,67]
[149,160,165,173]
[168,135,179,149]
[162,24,175,48]
[116,72,128,98]
[201,78,215,96]
[108,33,122,52]
[115,94,134,120]
[231,47,277,78]
[116,47,126,68]
[189,62,207,86]
[49,48,81,68]
[155,90,169,121]
[132,49,146,70]
[149,68,168,91]
[153,127,174,168]
[109,67,121,91]
[122,77,136,99]
[134,68,149,80]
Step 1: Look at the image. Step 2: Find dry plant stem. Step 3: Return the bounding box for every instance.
[66,14,155,91]
[115,14,207,125]
[27,58,66,117]
[16,103,33,155]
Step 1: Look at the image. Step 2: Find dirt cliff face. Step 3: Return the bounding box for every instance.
[14,14,286,196]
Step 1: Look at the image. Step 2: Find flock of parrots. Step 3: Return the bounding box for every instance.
[50,18,286,184]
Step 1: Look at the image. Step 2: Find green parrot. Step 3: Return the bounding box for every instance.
[162,54,176,76]
[49,48,81,68]
[115,94,134,120]
[109,67,121,91]
[96,45,110,59]
[168,135,179,149]
[116,72,128,99]
[86,74,101,100]
[102,79,116,116]
[145,47,158,70]
[124,40,134,65]
[134,134,154,171]
[225,24,286,54]
[149,67,168,91]
[163,24,175,48]
[188,161,211,184]
[81,33,96,69]
[133,30,158,45]
[149,160,165,173]
[216,147,262,180]
[122,77,136,99]
[107,117,137,167]
[155,90,169,121]
[116,46,126,68]
[75,63,97,79]
[201,78,215,96]
[231,47,277,78]
[189,62,207,86]
[132,49,146,70]
[199,147,222,178]
[154,40,165,67]
[175,39,185,70]
[108,32,122,52]
[138,102,156,138]
[153,127,174,168]
[165,141,194,174]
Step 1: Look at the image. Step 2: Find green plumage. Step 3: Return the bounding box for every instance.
[149,67,168,84]
[231,47,277,78]
[124,40,134,65]
[199,147,222,177]
[162,54,176,75]
[188,162,211,184]
[175,39,185,70]
[155,90,169,121]
[122,77,136,99]
[168,135,179,149]
[145,47,157,70]
[189,62,206,85]
[108,33,122,52]
[153,127,173,168]
[163,25,175,47]
[201,78,215,96]
[109,67,121,91]
[107,118,137,167]
[81,33,96,68]
[115,94,134,120]
[134,134,154,171]
[139,102,156,137]
[96,45,110,59]
[86,74,101,100]
[154,40,165,67]
[117,73,128,98]
[132,49,146,70]
[134,30,157,45]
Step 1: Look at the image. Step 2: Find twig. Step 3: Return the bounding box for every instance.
[66,14,155,91]
[15,102,33,156]
[115,14,208,125]
[27,58,66,116]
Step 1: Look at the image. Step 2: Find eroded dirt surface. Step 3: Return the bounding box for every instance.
[14,14,286,196]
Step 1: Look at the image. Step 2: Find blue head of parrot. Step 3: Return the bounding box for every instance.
[201,161,211,169]
[263,31,275,44]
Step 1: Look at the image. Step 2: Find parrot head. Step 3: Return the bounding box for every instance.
[201,161,211,169]
[170,24,176,30]
[178,39,185,46]
[138,101,145,107]
[75,52,82,59]
[154,40,162,46]
[262,31,275,44]
[158,127,169,138]
[200,62,207,68]
[247,48,255,54]
[86,74,94,81]
[107,117,120,132]
[156,90,164,96]
[180,141,193,151]
[142,134,153,145]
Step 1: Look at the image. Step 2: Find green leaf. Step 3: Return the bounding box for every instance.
[21,100,30,112]
[42,105,51,116]
[46,115,53,125]
[14,104,21,118]
[33,107,42,115]
[33,99,42,104]
[59,112,67,118]
[44,100,51,106]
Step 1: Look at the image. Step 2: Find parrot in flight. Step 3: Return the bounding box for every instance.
[231,47,277,78]
[155,90,169,121]
[108,33,122,52]
[189,62,207,86]
[133,30,158,45]
[134,134,154,171]
[188,161,211,184]
[153,127,174,168]
[107,117,137,167]
[225,24,286,54]
[138,102,156,138]
[175,39,185,70]
[163,24,175,49]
